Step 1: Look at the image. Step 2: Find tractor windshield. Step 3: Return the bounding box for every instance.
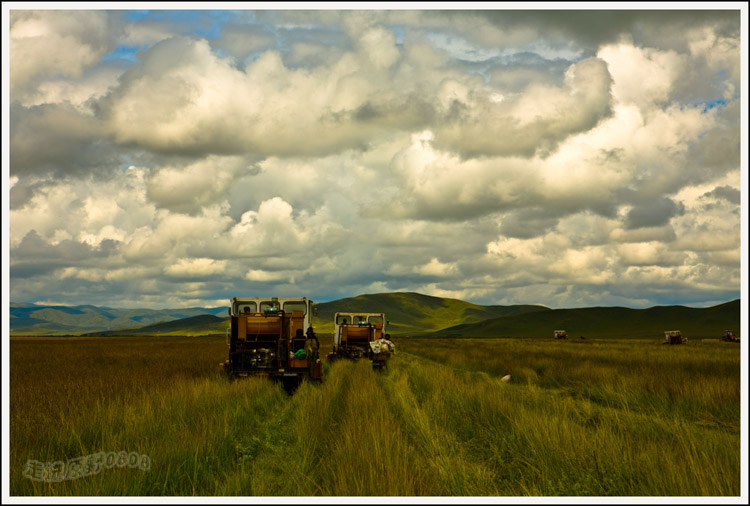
[368,315,383,326]
[260,301,281,313]
[283,301,307,315]
[234,302,257,314]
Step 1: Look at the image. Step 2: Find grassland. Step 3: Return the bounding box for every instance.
[9,335,741,496]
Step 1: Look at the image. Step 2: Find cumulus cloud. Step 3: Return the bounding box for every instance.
[498,209,559,240]
[9,102,113,177]
[213,24,276,63]
[625,197,686,229]
[386,131,543,220]
[598,42,685,110]
[433,57,614,158]
[702,185,741,205]
[89,23,613,162]
[98,35,388,157]
[11,230,118,279]
[413,258,459,278]
[164,258,227,278]
[146,155,255,214]
[9,10,117,101]
[6,9,742,309]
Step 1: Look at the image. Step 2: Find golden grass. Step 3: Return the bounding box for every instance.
[10,335,741,496]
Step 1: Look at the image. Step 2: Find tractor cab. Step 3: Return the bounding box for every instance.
[220,296,321,393]
[327,312,393,369]
[664,330,686,345]
[722,330,739,342]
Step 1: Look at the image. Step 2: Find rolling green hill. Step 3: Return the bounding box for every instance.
[10,295,741,340]
[312,292,550,335]
[10,303,228,336]
[83,315,229,337]
[435,299,741,339]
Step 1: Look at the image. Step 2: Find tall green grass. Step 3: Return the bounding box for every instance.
[10,336,741,496]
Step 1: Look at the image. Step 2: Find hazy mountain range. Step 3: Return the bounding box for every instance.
[9,303,228,335]
[9,292,741,339]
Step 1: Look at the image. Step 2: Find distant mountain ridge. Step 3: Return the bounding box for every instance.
[10,302,228,335]
[82,314,229,337]
[436,300,741,339]
[313,292,549,334]
[8,295,741,339]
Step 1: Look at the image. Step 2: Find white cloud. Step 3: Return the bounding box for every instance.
[165,258,227,278]
[357,26,400,70]
[7,10,742,310]
[687,26,741,100]
[610,225,677,244]
[616,241,685,267]
[414,258,458,277]
[435,57,614,158]
[598,41,685,110]
[245,269,294,283]
[10,10,114,101]
[79,225,128,247]
[147,156,244,214]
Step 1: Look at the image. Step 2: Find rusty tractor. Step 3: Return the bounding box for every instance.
[220,296,322,393]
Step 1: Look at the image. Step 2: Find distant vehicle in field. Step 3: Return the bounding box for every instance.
[554,330,567,339]
[220,296,322,393]
[327,312,394,370]
[721,330,739,342]
[664,330,687,345]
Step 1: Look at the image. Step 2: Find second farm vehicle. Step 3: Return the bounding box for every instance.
[327,312,394,370]
[721,330,739,342]
[220,296,322,392]
[663,330,687,345]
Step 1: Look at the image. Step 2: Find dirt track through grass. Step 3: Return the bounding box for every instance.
[10,336,741,496]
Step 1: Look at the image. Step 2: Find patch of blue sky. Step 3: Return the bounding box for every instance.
[239,51,268,68]
[427,32,503,62]
[701,98,728,113]
[118,9,244,40]
[123,10,151,22]
[426,31,582,64]
[392,25,404,45]
[117,154,137,171]
[195,10,244,39]
[101,45,144,64]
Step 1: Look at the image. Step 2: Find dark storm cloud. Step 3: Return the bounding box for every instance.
[499,209,560,239]
[476,10,739,52]
[9,179,46,210]
[702,185,741,205]
[9,103,123,178]
[340,93,436,128]
[484,52,570,92]
[10,231,120,279]
[684,102,742,176]
[625,197,686,229]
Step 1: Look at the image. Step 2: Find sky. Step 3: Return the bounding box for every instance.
[2,3,748,310]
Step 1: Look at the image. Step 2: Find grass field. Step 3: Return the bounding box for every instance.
[9,335,742,496]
